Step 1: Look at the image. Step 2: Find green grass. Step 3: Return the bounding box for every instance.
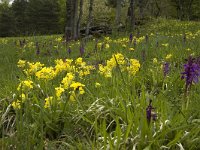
[0,18,200,149]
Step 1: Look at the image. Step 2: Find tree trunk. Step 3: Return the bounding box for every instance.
[129,0,135,30]
[86,0,94,36]
[73,0,78,39]
[65,0,78,41]
[115,0,121,26]
[77,0,83,38]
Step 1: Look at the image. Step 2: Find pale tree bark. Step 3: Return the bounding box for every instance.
[115,0,121,26]
[86,0,94,36]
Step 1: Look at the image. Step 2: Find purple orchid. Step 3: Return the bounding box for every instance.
[163,62,170,77]
[181,56,200,90]
[146,100,157,124]
[129,33,133,43]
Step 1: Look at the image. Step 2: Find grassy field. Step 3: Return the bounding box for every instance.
[0,19,200,149]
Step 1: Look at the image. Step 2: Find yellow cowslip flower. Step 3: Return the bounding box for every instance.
[61,73,74,89]
[104,37,110,41]
[113,53,125,65]
[75,57,86,66]
[161,43,169,47]
[44,96,53,108]
[20,93,26,102]
[54,45,58,49]
[99,64,112,78]
[35,67,55,80]
[25,62,44,75]
[69,91,76,101]
[17,80,33,91]
[105,44,110,49]
[70,82,85,94]
[55,37,62,42]
[55,86,65,99]
[12,100,21,109]
[106,59,116,69]
[54,59,73,75]
[186,48,191,51]
[122,44,126,48]
[97,43,102,49]
[17,59,26,68]
[127,59,140,76]
[165,54,172,60]
[153,58,158,64]
[95,82,101,88]
[129,48,134,51]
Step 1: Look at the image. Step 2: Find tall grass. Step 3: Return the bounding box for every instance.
[0,19,200,149]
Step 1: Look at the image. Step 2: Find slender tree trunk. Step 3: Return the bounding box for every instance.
[86,0,94,36]
[115,0,121,26]
[73,0,78,39]
[155,0,161,18]
[65,0,73,42]
[129,0,135,30]
[65,0,78,41]
[77,0,83,38]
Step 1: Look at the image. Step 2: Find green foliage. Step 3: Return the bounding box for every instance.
[0,19,200,149]
[0,2,14,37]
[26,0,61,34]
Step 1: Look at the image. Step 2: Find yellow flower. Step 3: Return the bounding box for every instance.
[95,82,101,88]
[75,57,86,66]
[127,59,140,76]
[20,93,26,102]
[105,44,110,49]
[61,73,74,89]
[55,37,62,42]
[17,59,26,68]
[12,100,21,109]
[70,82,85,94]
[69,91,76,101]
[97,43,102,49]
[114,53,125,65]
[44,96,53,108]
[153,58,158,64]
[165,54,172,60]
[129,48,134,51]
[35,67,55,80]
[55,86,65,99]
[186,48,191,51]
[122,44,126,48]
[17,80,33,91]
[161,43,169,47]
[25,61,44,75]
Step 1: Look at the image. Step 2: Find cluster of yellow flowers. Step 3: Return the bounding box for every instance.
[14,57,95,109]
[127,59,140,76]
[17,60,44,76]
[75,58,95,78]
[99,53,140,77]
[35,67,55,80]
[17,80,33,91]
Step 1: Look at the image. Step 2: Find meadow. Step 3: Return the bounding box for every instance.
[0,19,200,149]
